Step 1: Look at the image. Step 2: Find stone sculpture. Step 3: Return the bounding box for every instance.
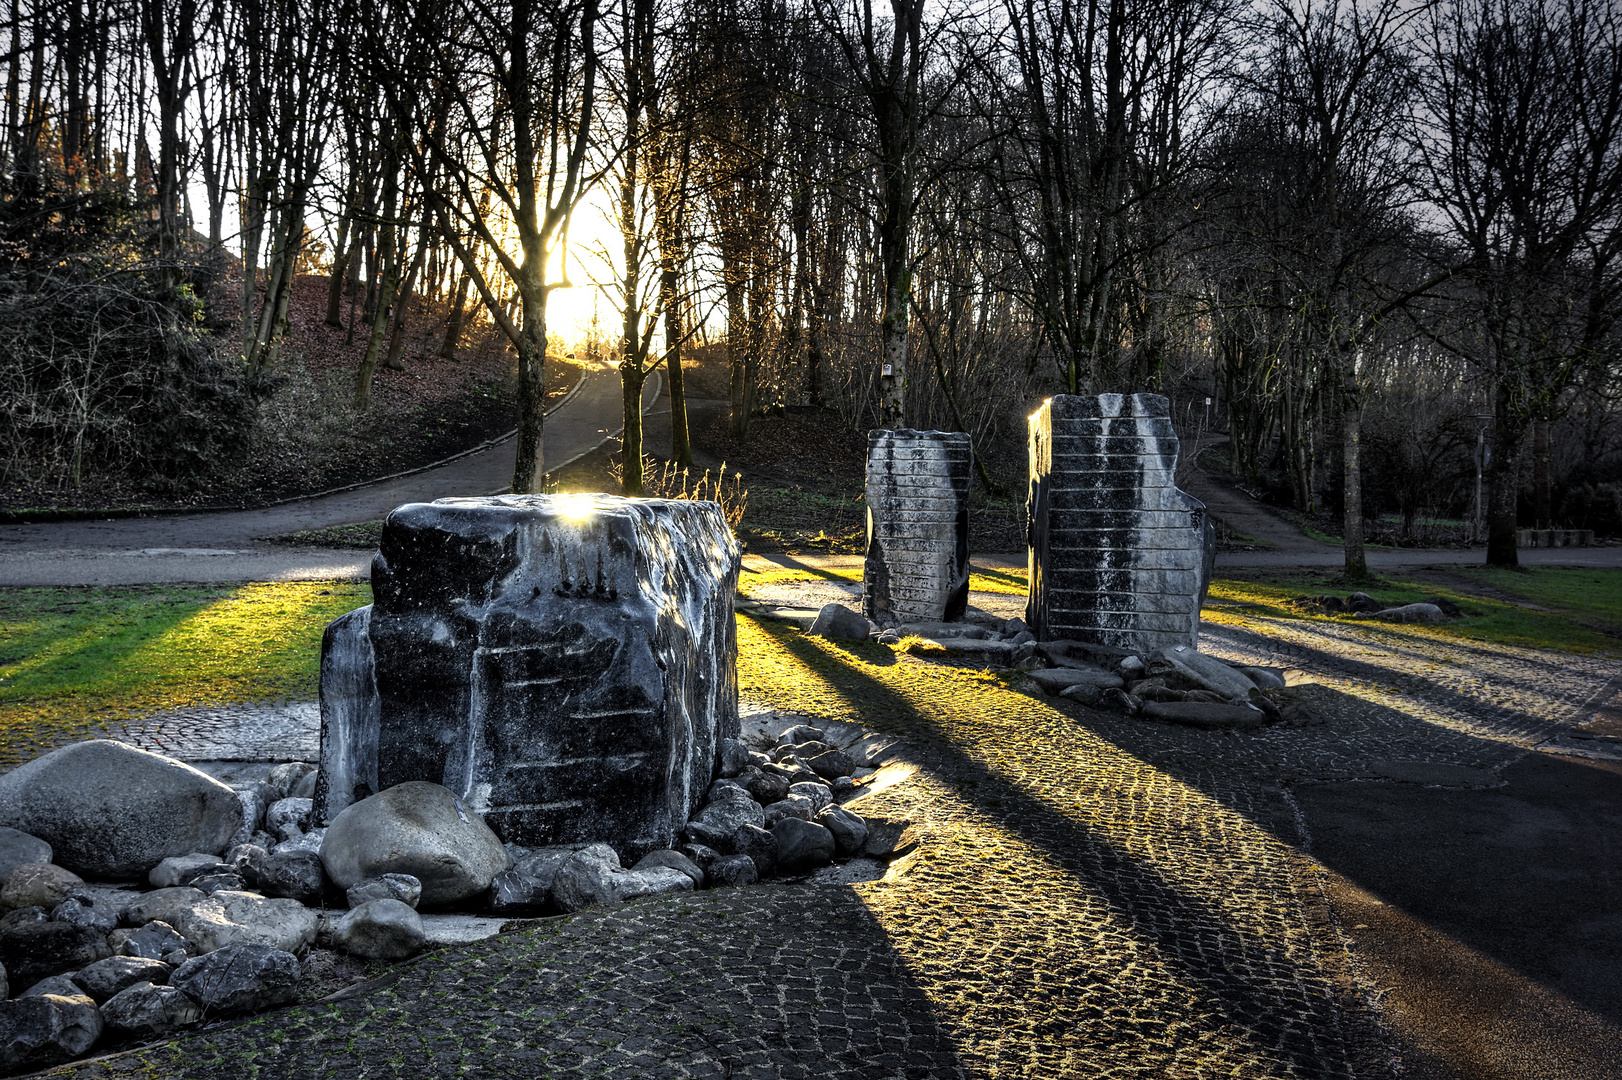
[1026,394,1213,652]
[863,429,973,626]
[315,494,741,859]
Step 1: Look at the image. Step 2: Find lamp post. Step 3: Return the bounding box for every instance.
[1470,413,1493,544]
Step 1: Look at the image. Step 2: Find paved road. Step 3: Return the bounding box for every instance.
[0,366,659,587]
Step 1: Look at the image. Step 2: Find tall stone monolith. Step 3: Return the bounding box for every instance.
[863,429,973,626]
[314,494,740,860]
[1026,394,1213,652]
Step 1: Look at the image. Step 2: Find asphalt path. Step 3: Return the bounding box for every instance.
[0,364,659,586]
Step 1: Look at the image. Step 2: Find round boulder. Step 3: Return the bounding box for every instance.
[1,864,83,912]
[319,782,508,907]
[332,899,424,961]
[0,741,241,878]
[772,818,835,872]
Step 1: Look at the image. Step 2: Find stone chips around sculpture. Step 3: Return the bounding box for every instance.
[1026,394,1215,653]
[315,493,742,861]
[863,429,973,627]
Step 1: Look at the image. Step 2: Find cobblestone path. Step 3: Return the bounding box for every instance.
[42,606,1619,1080]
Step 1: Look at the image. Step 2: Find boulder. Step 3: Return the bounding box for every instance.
[119,921,188,962]
[1026,667,1123,695]
[71,956,171,1003]
[707,855,759,887]
[244,850,326,906]
[1141,701,1266,731]
[333,899,424,961]
[0,919,111,984]
[763,796,814,826]
[266,798,314,843]
[320,782,509,907]
[190,872,245,896]
[268,762,316,801]
[175,891,317,956]
[487,846,588,915]
[0,993,102,1072]
[789,782,833,815]
[0,741,242,878]
[718,738,751,778]
[290,771,318,800]
[0,829,51,884]
[1,863,83,911]
[224,783,273,851]
[776,724,826,746]
[1059,682,1106,707]
[320,495,741,856]
[771,741,828,763]
[1373,603,1445,624]
[1147,646,1258,700]
[817,806,869,857]
[549,844,623,913]
[100,981,201,1038]
[631,850,704,889]
[272,829,326,858]
[683,797,766,851]
[1346,591,1383,614]
[610,867,694,902]
[677,844,721,874]
[119,887,208,930]
[1240,666,1288,690]
[19,974,81,998]
[1098,688,1142,716]
[728,825,777,876]
[772,818,835,872]
[804,749,857,780]
[743,769,791,804]
[169,943,300,1015]
[0,960,6,1001]
[345,873,421,910]
[808,603,873,641]
[50,892,117,933]
[148,854,228,890]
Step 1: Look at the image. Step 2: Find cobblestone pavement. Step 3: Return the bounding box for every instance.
[101,700,319,762]
[38,589,1620,1080]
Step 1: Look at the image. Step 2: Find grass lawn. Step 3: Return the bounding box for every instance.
[1205,567,1621,652]
[0,581,371,763]
[3,563,1613,767]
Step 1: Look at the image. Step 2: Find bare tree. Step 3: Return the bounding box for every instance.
[1412,0,1622,565]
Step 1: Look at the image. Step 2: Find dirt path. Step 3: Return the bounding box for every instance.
[0,365,658,586]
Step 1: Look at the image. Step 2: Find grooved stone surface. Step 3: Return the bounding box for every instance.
[1027,394,1213,651]
[315,494,741,858]
[864,430,972,626]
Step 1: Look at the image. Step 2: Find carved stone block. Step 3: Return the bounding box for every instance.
[1026,394,1213,652]
[316,494,740,860]
[863,429,972,626]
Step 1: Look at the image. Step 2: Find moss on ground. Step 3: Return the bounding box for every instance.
[0,580,371,761]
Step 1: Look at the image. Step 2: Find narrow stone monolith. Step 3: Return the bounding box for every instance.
[1026,394,1213,652]
[316,494,741,859]
[863,429,972,626]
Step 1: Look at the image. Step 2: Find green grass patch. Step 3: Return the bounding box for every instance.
[968,565,1028,595]
[0,580,371,762]
[1205,568,1621,652]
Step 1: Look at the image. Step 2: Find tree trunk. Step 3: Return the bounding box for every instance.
[1485,412,1523,567]
[622,366,645,495]
[326,217,352,328]
[383,232,427,370]
[1533,419,1551,529]
[355,221,398,408]
[441,270,472,357]
[1341,401,1367,579]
